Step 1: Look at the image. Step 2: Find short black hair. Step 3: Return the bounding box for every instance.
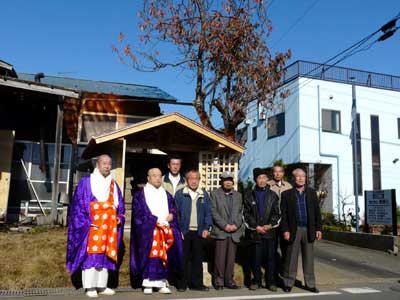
[168,154,182,163]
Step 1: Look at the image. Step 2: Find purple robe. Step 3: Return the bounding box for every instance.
[66,176,125,274]
[130,188,183,283]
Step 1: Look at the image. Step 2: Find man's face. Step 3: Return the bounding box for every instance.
[97,155,112,177]
[187,172,200,190]
[255,174,268,188]
[222,179,234,190]
[272,166,285,182]
[148,168,162,188]
[294,171,306,187]
[168,159,182,176]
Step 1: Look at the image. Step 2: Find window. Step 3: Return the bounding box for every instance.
[352,113,363,195]
[370,115,381,190]
[9,141,71,211]
[235,127,248,145]
[252,126,257,141]
[118,115,147,129]
[268,112,285,139]
[79,112,147,143]
[322,109,341,133]
[80,113,117,143]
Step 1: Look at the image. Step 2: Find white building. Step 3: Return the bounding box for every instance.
[238,60,400,221]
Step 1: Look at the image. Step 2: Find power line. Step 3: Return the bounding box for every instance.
[175,13,400,129]
[270,0,321,49]
[253,12,400,117]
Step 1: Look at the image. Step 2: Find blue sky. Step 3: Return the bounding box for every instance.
[1,1,399,125]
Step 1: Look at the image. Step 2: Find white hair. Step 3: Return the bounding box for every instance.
[292,168,306,177]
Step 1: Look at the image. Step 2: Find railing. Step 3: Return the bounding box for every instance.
[283,60,400,91]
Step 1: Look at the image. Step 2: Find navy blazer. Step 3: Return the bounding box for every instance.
[280,187,322,243]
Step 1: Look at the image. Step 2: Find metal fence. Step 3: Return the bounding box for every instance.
[283,60,400,91]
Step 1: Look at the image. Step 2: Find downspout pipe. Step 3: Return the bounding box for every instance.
[317,85,341,222]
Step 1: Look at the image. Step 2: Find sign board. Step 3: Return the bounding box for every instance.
[365,190,394,225]
[365,190,397,225]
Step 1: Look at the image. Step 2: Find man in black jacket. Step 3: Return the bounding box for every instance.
[280,168,322,293]
[243,168,280,292]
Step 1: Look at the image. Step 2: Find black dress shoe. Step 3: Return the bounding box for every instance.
[283,286,292,293]
[249,284,261,291]
[177,287,186,292]
[225,284,240,289]
[266,285,278,292]
[305,286,319,293]
[215,285,224,290]
[190,285,209,291]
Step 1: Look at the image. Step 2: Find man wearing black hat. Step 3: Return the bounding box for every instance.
[243,168,280,292]
[210,172,244,290]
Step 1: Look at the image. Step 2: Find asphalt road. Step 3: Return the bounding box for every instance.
[1,283,399,300]
[1,240,399,300]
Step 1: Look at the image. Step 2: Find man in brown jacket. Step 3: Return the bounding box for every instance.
[267,165,292,202]
[267,164,292,284]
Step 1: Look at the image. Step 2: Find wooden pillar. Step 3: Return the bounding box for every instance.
[51,97,64,224]
[0,130,14,222]
[67,143,78,203]
[112,138,126,193]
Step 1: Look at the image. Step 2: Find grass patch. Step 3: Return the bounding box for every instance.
[0,228,248,290]
[0,228,131,290]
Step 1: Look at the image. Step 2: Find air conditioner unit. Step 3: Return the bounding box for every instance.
[259,112,266,120]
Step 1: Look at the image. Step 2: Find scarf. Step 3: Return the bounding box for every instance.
[144,182,169,222]
[90,167,119,207]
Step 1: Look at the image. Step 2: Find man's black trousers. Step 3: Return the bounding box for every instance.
[177,230,204,289]
[251,237,276,287]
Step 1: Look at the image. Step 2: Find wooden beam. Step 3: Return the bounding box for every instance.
[93,113,244,153]
[51,97,64,224]
[0,77,80,98]
[124,140,232,153]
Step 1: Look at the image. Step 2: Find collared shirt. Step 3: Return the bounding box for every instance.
[188,188,199,230]
[168,173,181,194]
[267,179,292,201]
[295,189,308,227]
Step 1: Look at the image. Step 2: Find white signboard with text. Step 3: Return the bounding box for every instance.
[365,190,393,225]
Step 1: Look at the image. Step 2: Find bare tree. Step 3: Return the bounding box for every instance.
[114,0,291,138]
[338,190,354,227]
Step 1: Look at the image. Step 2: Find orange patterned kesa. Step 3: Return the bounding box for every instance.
[149,223,174,266]
[87,180,118,262]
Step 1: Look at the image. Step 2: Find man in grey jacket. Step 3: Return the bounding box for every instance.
[210,172,244,290]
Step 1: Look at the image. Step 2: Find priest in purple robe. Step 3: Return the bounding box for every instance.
[66,154,125,298]
[130,167,183,295]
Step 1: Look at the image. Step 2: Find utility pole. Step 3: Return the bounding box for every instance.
[351,81,360,232]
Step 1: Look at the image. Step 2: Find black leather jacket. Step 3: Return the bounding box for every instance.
[243,187,280,241]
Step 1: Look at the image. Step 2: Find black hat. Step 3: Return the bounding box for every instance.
[253,167,268,180]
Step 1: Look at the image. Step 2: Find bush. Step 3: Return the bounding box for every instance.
[322,224,351,232]
[238,179,254,194]
[397,207,400,223]
[321,212,337,226]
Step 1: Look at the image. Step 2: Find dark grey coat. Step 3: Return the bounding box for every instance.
[210,187,244,243]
